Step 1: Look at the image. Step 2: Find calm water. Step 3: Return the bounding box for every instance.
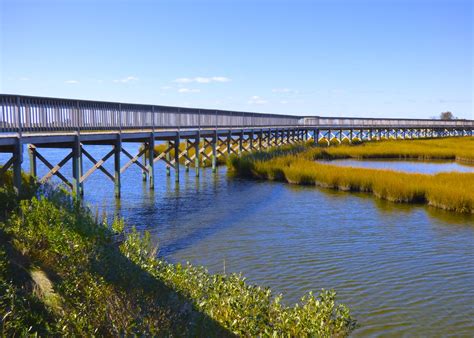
[317,158,474,174]
[2,145,474,336]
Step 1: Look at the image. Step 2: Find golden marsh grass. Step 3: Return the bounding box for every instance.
[229,138,474,214]
[311,136,474,163]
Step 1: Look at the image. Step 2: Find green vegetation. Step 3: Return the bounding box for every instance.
[0,170,356,336]
[229,138,474,214]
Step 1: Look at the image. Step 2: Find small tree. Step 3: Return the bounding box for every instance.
[440,111,454,120]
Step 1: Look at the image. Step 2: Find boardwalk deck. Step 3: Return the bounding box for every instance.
[1,94,473,197]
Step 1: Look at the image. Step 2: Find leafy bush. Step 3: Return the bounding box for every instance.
[122,229,356,337]
[0,175,356,336]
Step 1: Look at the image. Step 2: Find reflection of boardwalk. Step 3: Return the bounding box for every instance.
[1,94,473,197]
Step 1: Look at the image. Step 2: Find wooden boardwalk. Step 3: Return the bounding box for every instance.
[1,94,473,198]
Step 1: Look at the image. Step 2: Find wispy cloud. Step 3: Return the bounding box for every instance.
[173,76,231,84]
[178,88,200,93]
[248,95,267,105]
[114,76,139,83]
[19,77,30,81]
[272,88,298,94]
[65,80,79,84]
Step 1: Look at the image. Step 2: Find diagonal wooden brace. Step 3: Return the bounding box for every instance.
[121,147,149,174]
[153,144,173,163]
[35,149,73,188]
[0,156,14,177]
[81,147,115,183]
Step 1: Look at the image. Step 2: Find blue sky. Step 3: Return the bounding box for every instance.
[1,0,472,119]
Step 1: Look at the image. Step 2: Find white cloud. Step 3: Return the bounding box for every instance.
[19,77,30,81]
[178,88,200,93]
[173,76,231,84]
[272,88,298,94]
[248,95,268,105]
[211,76,231,83]
[280,100,289,104]
[65,80,79,84]
[114,76,139,83]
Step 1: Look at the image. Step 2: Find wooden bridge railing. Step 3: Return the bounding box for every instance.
[302,117,474,128]
[1,94,473,134]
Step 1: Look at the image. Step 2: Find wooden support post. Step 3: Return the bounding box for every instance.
[114,136,121,199]
[249,131,254,151]
[328,129,331,145]
[185,139,190,172]
[227,131,231,154]
[239,130,243,154]
[79,144,84,196]
[13,140,22,195]
[195,133,200,177]
[72,136,82,199]
[142,143,147,181]
[259,130,263,150]
[268,129,272,147]
[148,135,155,189]
[174,135,180,182]
[28,144,37,181]
[212,132,217,173]
[166,141,171,176]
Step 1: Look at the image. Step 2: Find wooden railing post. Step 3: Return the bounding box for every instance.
[16,96,22,137]
[76,100,80,134]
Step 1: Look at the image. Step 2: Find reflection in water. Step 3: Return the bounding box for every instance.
[1,146,473,336]
[317,158,474,174]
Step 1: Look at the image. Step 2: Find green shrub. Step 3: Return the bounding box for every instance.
[0,177,356,336]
